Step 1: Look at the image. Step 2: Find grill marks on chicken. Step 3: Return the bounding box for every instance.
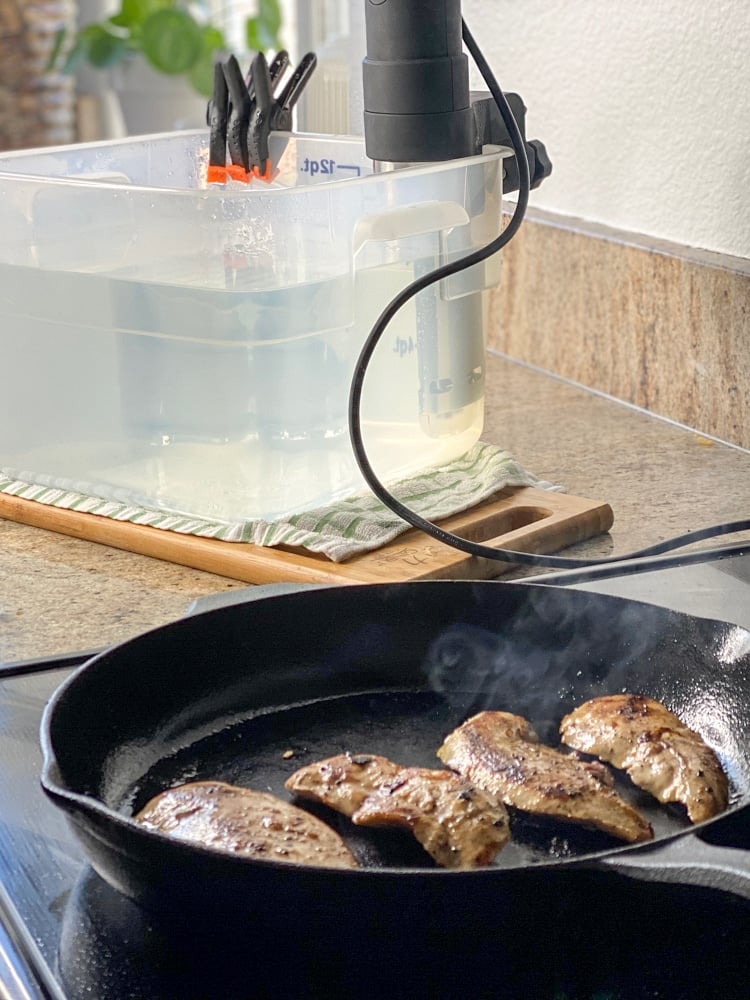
[285,753,510,868]
[560,694,729,824]
[438,710,654,843]
[135,780,357,868]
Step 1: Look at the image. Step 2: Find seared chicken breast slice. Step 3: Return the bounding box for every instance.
[135,780,357,868]
[559,694,729,824]
[352,766,509,868]
[286,753,510,868]
[438,710,653,843]
[285,753,402,817]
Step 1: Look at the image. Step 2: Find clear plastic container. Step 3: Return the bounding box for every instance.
[0,131,506,522]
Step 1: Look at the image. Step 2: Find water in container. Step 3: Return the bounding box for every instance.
[0,131,506,522]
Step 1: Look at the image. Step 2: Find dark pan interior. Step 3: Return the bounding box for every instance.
[45,581,750,871]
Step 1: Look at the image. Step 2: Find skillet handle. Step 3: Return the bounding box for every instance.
[595,833,750,901]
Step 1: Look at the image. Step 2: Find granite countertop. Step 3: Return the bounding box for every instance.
[1,351,749,664]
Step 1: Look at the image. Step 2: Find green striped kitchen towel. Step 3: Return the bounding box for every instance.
[0,442,561,563]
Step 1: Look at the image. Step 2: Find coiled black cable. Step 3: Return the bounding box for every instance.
[347,18,750,573]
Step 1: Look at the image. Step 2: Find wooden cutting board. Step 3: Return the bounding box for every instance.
[0,486,613,584]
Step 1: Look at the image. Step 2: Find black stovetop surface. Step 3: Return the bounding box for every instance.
[2,557,750,1000]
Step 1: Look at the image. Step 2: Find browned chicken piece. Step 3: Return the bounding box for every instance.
[352,766,509,868]
[285,753,510,868]
[135,780,357,868]
[437,710,653,843]
[559,694,729,824]
[284,753,402,817]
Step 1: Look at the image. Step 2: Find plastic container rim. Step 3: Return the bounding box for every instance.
[0,130,512,198]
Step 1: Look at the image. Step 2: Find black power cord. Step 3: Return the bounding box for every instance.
[348,18,750,574]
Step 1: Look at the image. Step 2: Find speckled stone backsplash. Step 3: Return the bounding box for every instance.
[487,210,750,450]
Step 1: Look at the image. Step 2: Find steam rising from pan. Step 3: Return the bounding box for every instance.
[424,587,674,741]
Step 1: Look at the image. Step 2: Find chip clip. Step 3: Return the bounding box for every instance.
[206,61,229,186]
[205,48,317,187]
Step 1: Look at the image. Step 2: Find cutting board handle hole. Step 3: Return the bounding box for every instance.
[459,505,552,544]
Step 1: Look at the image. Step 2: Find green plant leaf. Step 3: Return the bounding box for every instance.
[141,8,203,74]
[245,19,261,53]
[86,25,130,67]
[200,24,226,54]
[45,26,67,71]
[109,0,150,30]
[259,23,278,50]
[245,20,280,53]
[188,25,225,97]
[61,35,90,74]
[188,53,214,97]
[258,0,282,37]
[245,0,283,53]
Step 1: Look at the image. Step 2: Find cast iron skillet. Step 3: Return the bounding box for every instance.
[41,581,750,925]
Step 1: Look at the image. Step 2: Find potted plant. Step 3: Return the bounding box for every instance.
[50,0,283,134]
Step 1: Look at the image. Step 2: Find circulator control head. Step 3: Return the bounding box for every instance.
[362,0,475,164]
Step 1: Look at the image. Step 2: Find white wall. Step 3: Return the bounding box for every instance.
[462,0,750,258]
